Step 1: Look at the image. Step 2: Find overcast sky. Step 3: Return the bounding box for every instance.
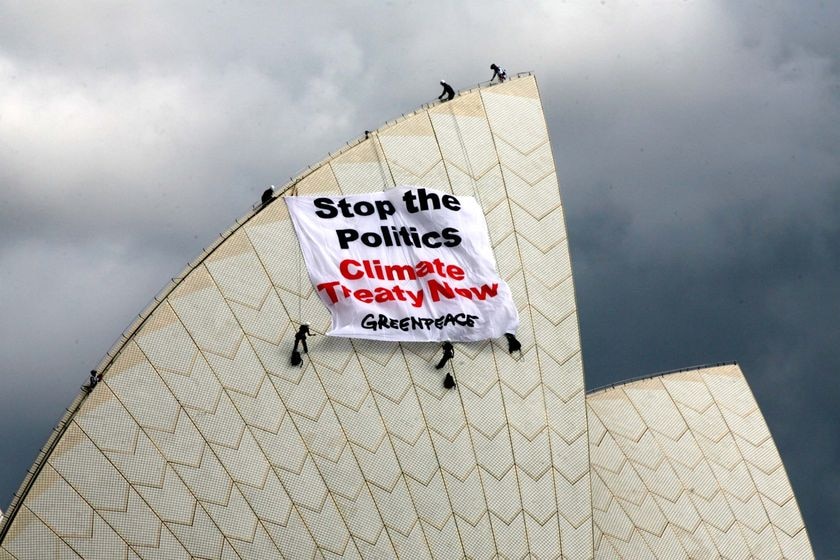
[1,0,838,554]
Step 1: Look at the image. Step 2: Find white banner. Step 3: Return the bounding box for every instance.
[286,186,519,341]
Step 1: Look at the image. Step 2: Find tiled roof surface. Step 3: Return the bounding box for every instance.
[588,364,813,559]
[1,75,593,559]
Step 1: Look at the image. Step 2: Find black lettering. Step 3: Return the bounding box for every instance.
[442,194,460,211]
[416,188,440,211]
[442,227,461,247]
[355,201,375,216]
[363,313,481,332]
[337,198,355,217]
[375,200,396,220]
[314,197,337,219]
[402,189,419,213]
[361,314,377,330]
[361,231,383,247]
[422,231,442,248]
[336,229,359,249]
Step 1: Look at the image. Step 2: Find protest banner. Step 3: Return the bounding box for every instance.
[286,186,519,341]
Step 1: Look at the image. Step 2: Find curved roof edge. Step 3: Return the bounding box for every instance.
[0,72,535,539]
[586,361,738,394]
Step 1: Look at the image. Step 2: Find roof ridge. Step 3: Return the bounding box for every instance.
[585,361,738,394]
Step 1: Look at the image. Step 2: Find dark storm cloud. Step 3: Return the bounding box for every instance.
[554,4,840,551]
[1,1,837,554]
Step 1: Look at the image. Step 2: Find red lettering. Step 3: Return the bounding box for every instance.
[317,281,342,303]
[446,264,464,280]
[427,279,454,301]
[340,259,363,280]
[428,279,498,302]
[338,259,466,282]
[470,283,498,300]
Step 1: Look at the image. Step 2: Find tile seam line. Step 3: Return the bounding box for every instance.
[85,361,259,559]
[532,74,595,560]
[481,77,562,557]
[203,263,403,554]
[325,149,439,554]
[14,504,86,560]
[35,433,176,559]
[246,166,441,553]
[586,406,679,556]
[427,103,502,556]
[346,336,441,550]
[587,362,739,395]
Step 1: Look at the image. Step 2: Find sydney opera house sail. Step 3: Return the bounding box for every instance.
[0,75,812,559]
[589,364,813,559]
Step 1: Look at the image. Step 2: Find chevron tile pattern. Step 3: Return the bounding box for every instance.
[587,364,813,559]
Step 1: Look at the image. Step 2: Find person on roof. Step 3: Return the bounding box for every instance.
[82,370,102,393]
[290,324,311,367]
[443,372,456,389]
[435,341,455,369]
[261,186,274,206]
[438,80,455,102]
[490,64,507,83]
[505,333,522,357]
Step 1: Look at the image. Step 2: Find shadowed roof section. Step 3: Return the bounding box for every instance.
[587,363,813,559]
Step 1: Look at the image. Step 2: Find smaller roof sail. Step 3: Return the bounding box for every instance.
[587,363,814,559]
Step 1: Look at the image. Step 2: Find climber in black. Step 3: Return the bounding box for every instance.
[261,186,274,206]
[505,333,522,358]
[434,342,456,389]
[438,80,455,102]
[290,324,311,367]
[82,370,102,393]
[435,341,455,369]
[490,64,507,83]
[443,372,456,389]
